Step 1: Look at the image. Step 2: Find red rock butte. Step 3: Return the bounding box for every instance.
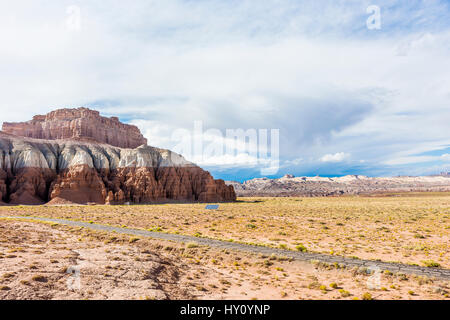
[2,107,147,149]
[0,107,236,205]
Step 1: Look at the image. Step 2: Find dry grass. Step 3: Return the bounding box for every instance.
[0,193,449,269]
[0,219,449,300]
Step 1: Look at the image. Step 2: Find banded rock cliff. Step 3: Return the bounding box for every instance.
[0,109,235,205]
[2,107,147,149]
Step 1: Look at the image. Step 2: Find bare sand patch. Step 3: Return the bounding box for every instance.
[0,219,449,300]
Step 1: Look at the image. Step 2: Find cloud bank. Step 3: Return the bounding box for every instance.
[0,0,449,181]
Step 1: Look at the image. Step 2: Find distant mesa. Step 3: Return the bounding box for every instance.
[227,174,450,197]
[0,107,236,205]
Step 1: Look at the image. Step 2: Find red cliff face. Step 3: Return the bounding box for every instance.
[47,165,235,205]
[2,107,147,149]
[0,108,236,205]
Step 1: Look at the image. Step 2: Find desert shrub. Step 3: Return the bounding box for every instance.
[31,275,47,282]
[186,242,199,248]
[397,273,408,281]
[263,260,273,266]
[422,260,441,268]
[362,292,373,300]
[339,289,351,297]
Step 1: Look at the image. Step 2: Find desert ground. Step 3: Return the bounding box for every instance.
[0,193,449,300]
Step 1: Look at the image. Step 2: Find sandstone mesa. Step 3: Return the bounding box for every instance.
[2,107,147,149]
[0,108,236,205]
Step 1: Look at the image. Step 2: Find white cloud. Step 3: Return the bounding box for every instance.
[192,153,259,167]
[382,153,450,166]
[384,156,437,166]
[320,152,351,163]
[0,1,449,177]
[283,158,303,166]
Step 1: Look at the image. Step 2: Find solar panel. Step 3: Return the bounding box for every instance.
[205,205,219,210]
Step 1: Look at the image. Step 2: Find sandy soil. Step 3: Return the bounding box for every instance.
[0,220,193,299]
[2,194,448,269]
[0,219,449,300]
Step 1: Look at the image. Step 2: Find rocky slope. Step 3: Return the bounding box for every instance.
[2,107,147,149]
[0,111,235,205]
[227,174,450,197]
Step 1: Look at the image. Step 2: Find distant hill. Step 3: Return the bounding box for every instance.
[226,174,450,197]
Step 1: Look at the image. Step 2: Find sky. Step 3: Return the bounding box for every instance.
[0,0,449,182]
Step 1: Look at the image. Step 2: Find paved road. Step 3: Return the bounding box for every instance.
[8,216,450,281]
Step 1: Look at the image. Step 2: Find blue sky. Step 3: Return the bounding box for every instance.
[0,1,449,181]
